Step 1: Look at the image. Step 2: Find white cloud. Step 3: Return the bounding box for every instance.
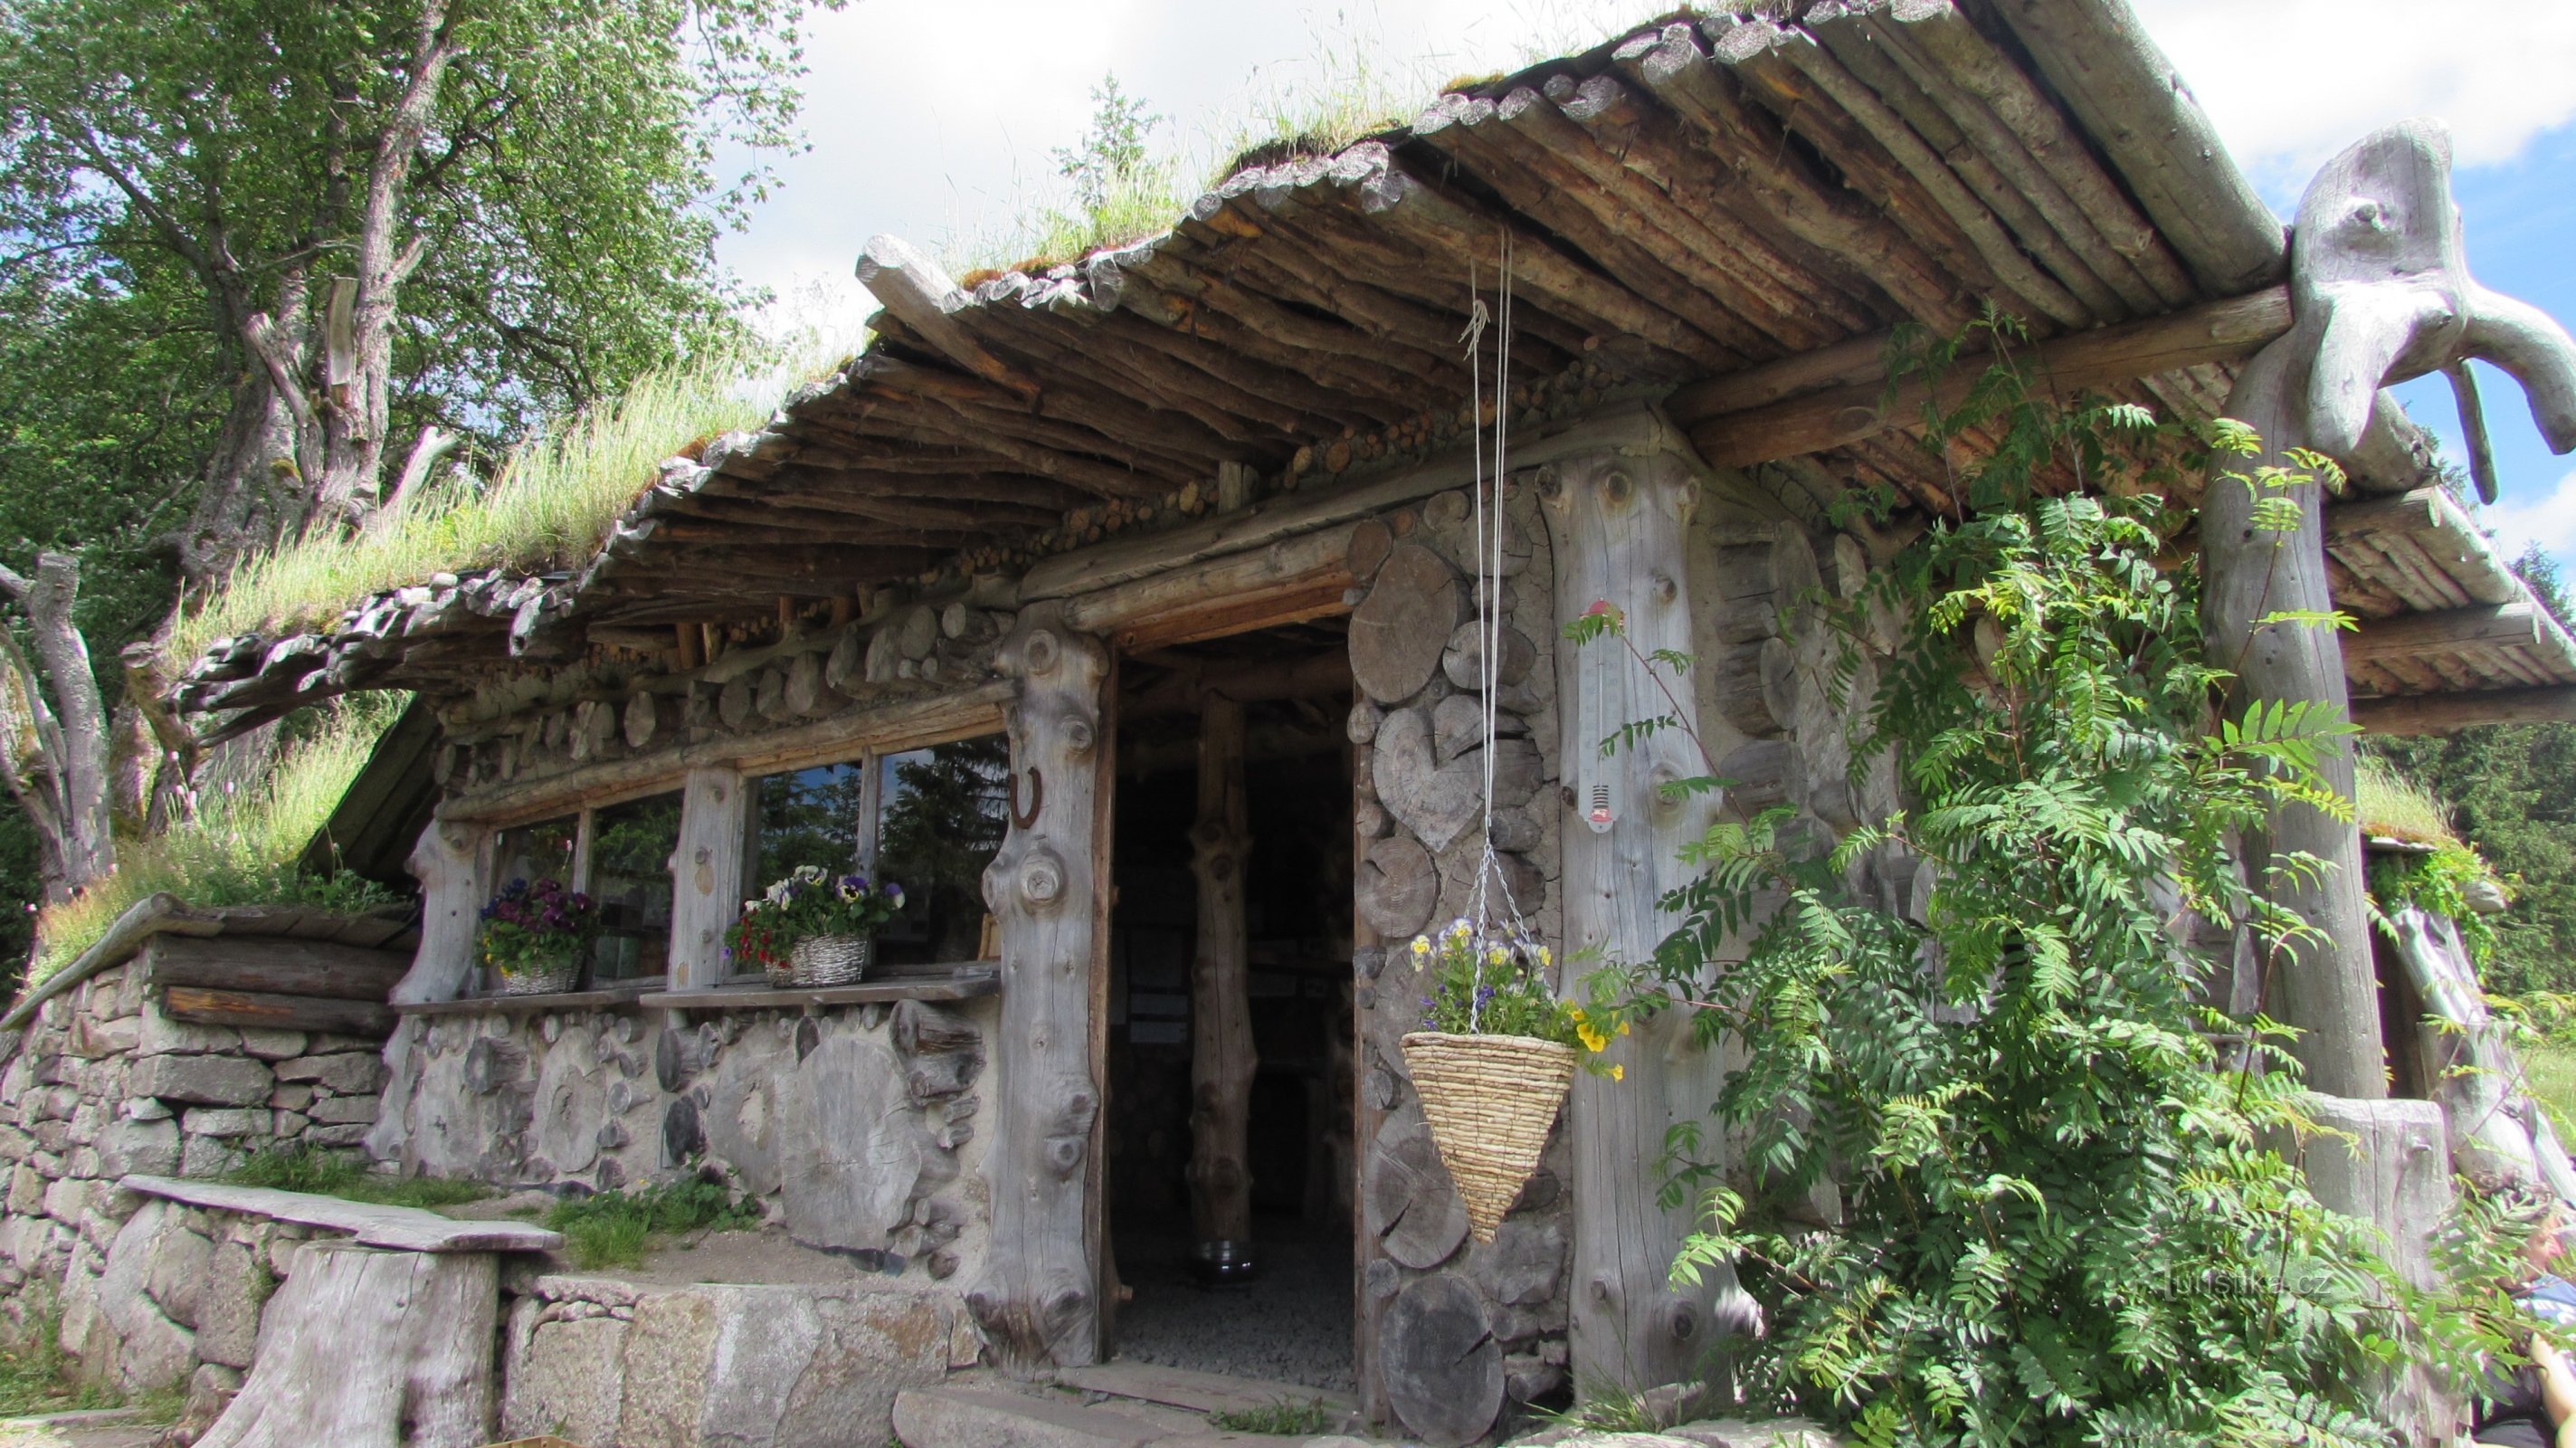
[2131,0,2576,187]
[2479,469,2576,567]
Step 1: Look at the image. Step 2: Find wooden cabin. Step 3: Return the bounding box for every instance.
[11,2,2561,1443]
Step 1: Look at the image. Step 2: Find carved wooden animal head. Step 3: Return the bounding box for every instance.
[2292,119,2576,500]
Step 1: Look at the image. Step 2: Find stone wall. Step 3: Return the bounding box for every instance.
[500,1269,975,1446]
[373,996,994,1280]
[59,1195,314,1432]
[0,957,385,1352]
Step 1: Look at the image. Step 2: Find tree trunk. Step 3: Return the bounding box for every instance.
[970,605,1109,1371]
[0,554,116,898]
[1540,449,1735,1395]
[1188,692,1255,1250]
[195,1240,498,1448]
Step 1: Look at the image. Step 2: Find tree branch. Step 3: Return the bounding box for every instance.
[0,554,118,891]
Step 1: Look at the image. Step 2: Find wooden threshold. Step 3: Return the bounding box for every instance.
[642,962,999,1012]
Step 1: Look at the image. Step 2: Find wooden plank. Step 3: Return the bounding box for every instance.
[2343,603,2547,663]
[121,1175,561,1253]
[1063,526,1356,642]
[638,967,1001,1012]
[2353,686,2576,734]
[1188,696,1255,1253]
[160,987,396,1037]
[1675,286,2291,468]
[1054,1364,1355,1416]
[393,985,660,1017]
[141,935,409,1002]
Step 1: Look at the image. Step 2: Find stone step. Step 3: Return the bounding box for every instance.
[1055,1362,1357,1417]
[892,1386,1177,1448]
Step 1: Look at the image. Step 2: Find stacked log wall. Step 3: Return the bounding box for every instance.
[1348,479,1570,1444]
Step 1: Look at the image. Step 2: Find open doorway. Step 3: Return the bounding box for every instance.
[1104,621,1356,1392]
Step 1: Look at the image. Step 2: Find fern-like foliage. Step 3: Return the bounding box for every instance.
[1573,332,2434,1445]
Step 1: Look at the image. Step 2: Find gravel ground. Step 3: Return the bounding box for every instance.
[1110,1213,1355,1395]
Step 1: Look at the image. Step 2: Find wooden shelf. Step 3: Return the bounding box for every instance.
[641,963,1000,1013]
[393,984,660,1016]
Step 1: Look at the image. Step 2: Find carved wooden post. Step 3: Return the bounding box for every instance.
[972,605,1109,1371]
[668,767,749,989]
[395,818,489,1003]
[1188,692,1256,1255]
[1542,450,1730,1393]
[2204,119,2576,1099]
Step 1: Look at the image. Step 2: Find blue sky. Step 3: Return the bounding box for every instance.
[718,0,2576,568]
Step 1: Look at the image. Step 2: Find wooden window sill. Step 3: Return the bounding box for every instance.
[639,962,999,1012]
[393,983,661,1015]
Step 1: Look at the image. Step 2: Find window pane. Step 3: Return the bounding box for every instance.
[751,762,868,888]
[876,736,1008,967]
[491,816,577,893]
[588,790,682,983]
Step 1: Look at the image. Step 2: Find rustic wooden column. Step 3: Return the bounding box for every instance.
[667,767,749,989]
[971,605,1110,1371]
[1188,692,1256,1252]
[394,818,489,1003]
[2204,120,2576,1099]
[1541,449,1729,1394]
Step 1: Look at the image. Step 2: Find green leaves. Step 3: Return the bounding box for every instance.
[1573,337,2410,1443]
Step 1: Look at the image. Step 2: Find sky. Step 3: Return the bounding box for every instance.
[716,0,2576,570]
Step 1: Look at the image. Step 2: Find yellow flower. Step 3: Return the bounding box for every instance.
[1536,947,1553,967]
[1575,1021,1609,1053]
[1611,1064,1625,1081]
[1486,947,1507,965]
[1617,1021,1630,1037]
[1410,937,1431,957]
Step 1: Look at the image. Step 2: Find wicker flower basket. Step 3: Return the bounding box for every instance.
[790,934,872,987]
[493,953,582,997]
[1400,1030,1577,1242]
[761,957,797,987]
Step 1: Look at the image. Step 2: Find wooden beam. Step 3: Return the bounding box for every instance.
[1188,694,1256,1254]
[160,986,395,1037]
[2353,686,2576,734]
[1122,650,1352,720]
[668,767,750,991]
[2343,602,2551,663]
[1675,286,2291,469]
[854,235,1039,402]
[141,935,409,1002]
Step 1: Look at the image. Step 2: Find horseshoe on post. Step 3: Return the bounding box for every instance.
[1008,765,1043,831]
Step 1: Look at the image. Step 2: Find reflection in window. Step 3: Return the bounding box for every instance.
[876,737,1008,967]
[753,762,869,887]
[491,816,576,895]
[588,791,681,983]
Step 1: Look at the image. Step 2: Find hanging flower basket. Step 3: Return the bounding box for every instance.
[1404,918,1620,1243]
[791,933,872,986]
[1401,1030,1576,1242]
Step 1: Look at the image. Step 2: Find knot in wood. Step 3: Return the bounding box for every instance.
[1601,468,1634,508]
[1061,718,1095,757]
[1022,628,1061,675]
[1043,1133,1087,1176]
[1651,570,1678,605]
[1017,849,1067,907]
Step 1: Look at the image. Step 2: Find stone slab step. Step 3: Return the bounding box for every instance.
[893,1386,1175,1448]
[1056,1363,1357,1416]
[122,1174,561,1253]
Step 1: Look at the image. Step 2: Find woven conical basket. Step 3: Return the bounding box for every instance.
[1401,1031,1576,1243]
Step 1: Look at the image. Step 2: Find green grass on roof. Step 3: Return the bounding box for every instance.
[28,695,404,986]
[2356,754,2461,847]
[169,331,857,665]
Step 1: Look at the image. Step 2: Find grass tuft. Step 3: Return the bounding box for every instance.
[226,1142,490,1210]
[543,1177,761,1270]
[0,1289,117,1418]
[168,330,859,665]
[1205,1397,1336,1434]
[2356,754,2460,846]
[27,696,404,986]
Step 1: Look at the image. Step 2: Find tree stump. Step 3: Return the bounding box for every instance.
[196,1241,497,1448]
[1365,1119,1469,1271]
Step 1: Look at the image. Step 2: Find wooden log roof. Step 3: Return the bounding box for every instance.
[171,0,2576,734]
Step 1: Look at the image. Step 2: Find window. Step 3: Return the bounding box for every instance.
[587,790,681,983]
[491,815,577,895]
[752,762,872,885]
[875,737,1009,967]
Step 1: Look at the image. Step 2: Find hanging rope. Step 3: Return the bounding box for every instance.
[1459,233,1535,1032]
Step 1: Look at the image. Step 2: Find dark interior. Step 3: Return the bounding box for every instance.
[1103,621,1358,1392]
